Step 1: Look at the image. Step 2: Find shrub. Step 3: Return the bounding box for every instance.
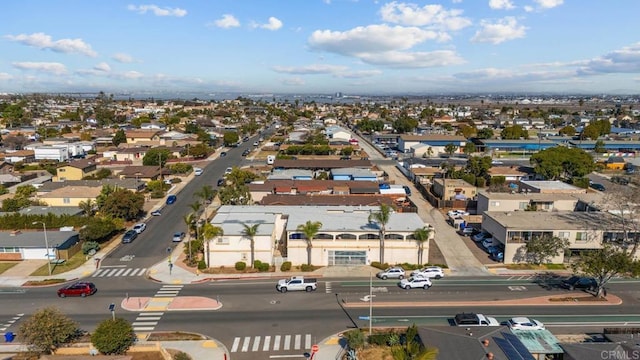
[343,329,366,351]
[91,318,136,355]
[197,260,206,270]
[235,261,247,271]
[370,261,389,270]
[259,262,270,272]
[300,264,315,272]
[368,333,391,346]
[173,351,192,360]
[280,261,292,272]
[253,260,262,269]
[82,241,100,255]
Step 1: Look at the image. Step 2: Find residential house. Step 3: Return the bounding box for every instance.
[117,166,163,181]
[487,166,530,182]
[209,205,432,267]
[39,186,102,207]
[33,145,70,162]
[476,189,601,213]
[267,169,314,181]
[37,179,145,195]
[273,159,372,171]
[125,130,163,145]
[140,121,167,131]
[432,178,477,201]
[2,150,35,164]
[519,180,586,194]
[330,167,378,182]
[397,134,466,155]
[53,157,98,181]
[604,156,627,170]
[0,230,81,261]
[248,180,380,202]
[324,125,351,141]
[112,146,148,162]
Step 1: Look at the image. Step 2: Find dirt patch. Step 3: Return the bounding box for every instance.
[23,278,67,286]
[356,346,393,360]
[146,332,205,341]
[549,296,608,302]
[427,240,447,266]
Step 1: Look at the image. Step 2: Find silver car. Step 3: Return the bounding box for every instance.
[376,267,406,280]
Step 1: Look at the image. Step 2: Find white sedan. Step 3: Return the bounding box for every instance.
[507,317,545,331]
[132,223,147,234]
[398,276,432,290]
[410,266,444,279]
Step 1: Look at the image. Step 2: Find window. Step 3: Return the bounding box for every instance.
[575,232,587,242]
[63,198,70,204]
[490,201,500,207]
[558,232,570,240]
[359,233,378,240]
[58,168,65,172]
[216,237,229,245]
[519,202,528,210]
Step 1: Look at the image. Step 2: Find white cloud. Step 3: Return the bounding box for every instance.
[122,71,144,79]
[336,70,383,78]
[471,17,527,44]
[112,53,135,63]
[0,73,13,81]
[359,50,465,68]
[94,62,111,72]
[212,14,240,29]
[5,32,97,57]
[379,2,472,31]
[282,77,305,86]
[489,0,515,10]
[257,17,283,31]
[12,62,67,75]
[579,42,640,75]
[534,0,563,9]
[272,64,348,75]
[127,4,187,17]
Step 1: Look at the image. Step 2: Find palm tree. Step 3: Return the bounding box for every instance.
[195,185,215,218]
[297,220,322,266]
[189,201,202,216]
[200,223,223,268]
[368,203,392,264]
[78,199,95,217]
[182,213,198,264]
[413,226,432,265]
[242,223,260,268]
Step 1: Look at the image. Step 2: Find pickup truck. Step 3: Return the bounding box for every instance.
[276,276,318,293]
[453,313,500,327]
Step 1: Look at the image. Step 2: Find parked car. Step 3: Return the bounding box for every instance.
[490,251,504,262]
[225,167,233,175]
[376,267,406,280]
[151,209,162,216]
[410,266,444,279]
[193,167,203,176]
[57,281,97,298]
[398,276,432,290]
[590,183,606,191]
[458,226,477,236]
[166,195,177,205]
[172,232,186,242]
[253,141,259,146]
[472,232,492,242]
[453,313,500,327]
[481,238,494,250]
[217,178,225,186]
[122,230,138,244]
[611,176,630,185]
[561,276,597,291]
[507,317,545,331]
[491,160,504,165]
[132,223,147,234]
[402,185,412,196]
[447,210,469,218]
[220,151,227,157]
[242,149,250,156]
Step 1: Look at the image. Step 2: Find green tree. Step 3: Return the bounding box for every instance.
[79,218,120,243]
[573,245,639,297]
[225,167,256,187]
[444,143,457,156]
[91,318,136,355]
[413,227,432,265]
[78,199,96,216]
[500,125,529,139]
[594,139,606,153]
[223,131,240,146]
[530,147,595,180]
[391,324,438,360]
[201,223,224,268]
[188,143,210,158]
[524,235,569,265]
[466,156,492,178]
[368,203,392,264]
[558,125,576,136]
[462,142,476,155]
[18,307,80,355]
[99,188,145,220]
[242,223,261,268]
[2,102,26,127]
[476,128,494,139]
[142,148,171,167]
[457,124,476,139]
[392,116,418,134]
[218,184,251,205]
[297,220,323,266]
[112,129,127,146]
[580,124,600,140]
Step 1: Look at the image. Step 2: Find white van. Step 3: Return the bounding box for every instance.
[266,155,275,165]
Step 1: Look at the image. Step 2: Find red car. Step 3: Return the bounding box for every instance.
[57,282,97,298]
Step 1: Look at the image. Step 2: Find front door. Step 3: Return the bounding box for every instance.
[328,250,367,266]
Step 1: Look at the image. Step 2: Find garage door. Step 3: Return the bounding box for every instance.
[328,250,367,266]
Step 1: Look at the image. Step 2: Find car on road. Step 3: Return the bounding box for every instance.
[410,266,444,279]
[57,281,97,298]
[217,178,225,186]
[220,151,227,157]
[590,183,606,191]
[172,232,186,242]
[166,194,177,205]
[253,141,259,146]
[151,209,161,216]
[507,317,545,331]
[376,267,405,280]
[454,312,500,327]
[193,167,203,176]
[132,223,146,234]
[398,276,432,290]
[561,276,597,291]
[491,160,504,165]
[122,230,138,243]
[225,167,233,175]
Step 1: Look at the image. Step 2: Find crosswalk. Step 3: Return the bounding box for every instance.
[132,285,183,333]
[92,267,147,278]
[230,334,313,353]
[0,313,24,333]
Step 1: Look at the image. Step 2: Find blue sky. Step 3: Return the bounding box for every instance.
[1,0,639,95]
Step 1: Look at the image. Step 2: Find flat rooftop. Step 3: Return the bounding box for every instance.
[484,211,609,230]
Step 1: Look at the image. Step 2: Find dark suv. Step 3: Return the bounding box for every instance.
[57,282,97,298]
[122,230,138,243]
[561,276,597,291]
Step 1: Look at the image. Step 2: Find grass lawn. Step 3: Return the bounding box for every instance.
[505,263,566,270]
[0,262,18,274]
[30,250,90,276]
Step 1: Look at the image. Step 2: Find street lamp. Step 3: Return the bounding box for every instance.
[32,221,51,276]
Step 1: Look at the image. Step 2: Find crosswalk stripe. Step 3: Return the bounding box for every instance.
[284,335,291,350]
[305,334,311,349]
[231,337,240,352]
[294,334,301,349]
[114,268,126,276]
[263,336,271,351]
[139,312,163,316]
[252,336,261,352]
[94,268,147,277]
[273,335,281,351]
[121,268,133,276]
[133,327,155,331]
[132,322,157,326]
[241,336,251,352]
[162,285,184,289]
[136,316,161,321]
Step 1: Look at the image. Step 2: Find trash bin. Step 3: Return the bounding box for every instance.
[4,332,14,342]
